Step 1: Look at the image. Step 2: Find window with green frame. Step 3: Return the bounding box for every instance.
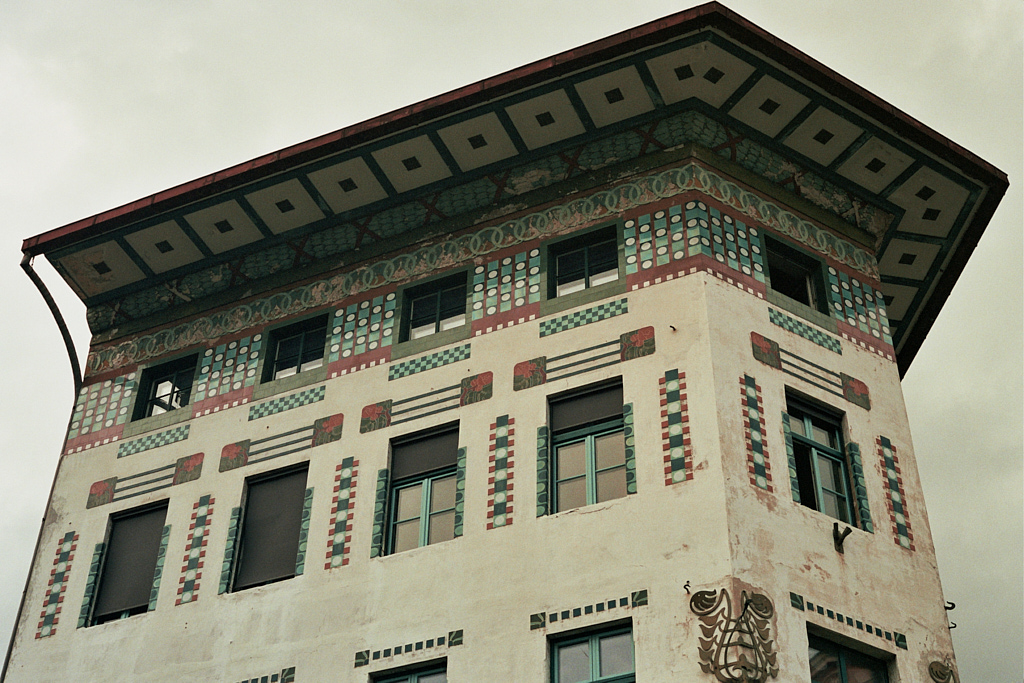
[133,354,198,420]
[548,226,619,298]
[375,665,447,683]
[389,426,459,554]
[262,314,329,382]
[552,627,635,683]
[787,395,852,523]
[809,634,890,682]
[402,272,468,341]
[764,235,828,314]
[550,382,626,513]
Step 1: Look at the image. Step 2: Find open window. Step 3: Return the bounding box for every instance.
[549,382,626,513]
[551,626,635,683]
[389,426,460,554]
[787,394,852,523]
[232,465,308,591]
[549,226,619,298]
[90,502,168,625]
[764,236,828,314]
[132,355,198,420]
[401,273,468,342]
[262,314,329,382]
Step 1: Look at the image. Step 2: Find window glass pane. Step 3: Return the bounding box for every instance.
[393,519,421,553]
[428,510,456,545]
[438,286,466,319]
[299,357,324,373]
[430,476,457,512]
[275,334,302,365]
[599,632,634,676]
[556,249,586,283]
[808,648,840,683]
[438,313,466,331]
[556,278,587,297]
[556,441,587,479]
[596,468,627,503]
[93,505,167,621]
[411,323,437,339]
[820,491,849,523]
[419,673,447,683]
[234,468,307,590]
[395,483,422,521]
[594,431,625,469]
[410,294,438,329]
[588,239,618,271]
[589,268,618,287]
[789,414,806,438]
[846,663,887,683]
[557,478,587,511]
[811,421,833,447]
[793,441,818,510]
[817,452,837,490]
[557,641,591,683]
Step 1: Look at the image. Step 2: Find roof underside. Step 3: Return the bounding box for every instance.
[21,2,1007,376]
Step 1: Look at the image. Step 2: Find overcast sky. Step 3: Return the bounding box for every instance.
[1,1,1020,680]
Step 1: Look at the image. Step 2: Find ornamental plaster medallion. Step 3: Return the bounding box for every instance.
[928,661,958,683]
[689,588,779,682]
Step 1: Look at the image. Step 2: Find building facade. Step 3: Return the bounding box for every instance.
[5,4,1007,682]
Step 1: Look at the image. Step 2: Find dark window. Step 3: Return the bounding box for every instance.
[764,237,827,313]
[233,465,308,591]
[788,395,852,523]
[549,227,619,298]
[91,503,167,625]
[389,426,459,554]
[552,627,635,682]
[263,315,328,382]
[402,273,468,342]
[377,666,447,683]
[809,635,889,682]
[550,382,626,512]
[133,354,198,420]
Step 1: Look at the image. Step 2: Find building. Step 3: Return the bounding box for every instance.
[3,3,1007,681]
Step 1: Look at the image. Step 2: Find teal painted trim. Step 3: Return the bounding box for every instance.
[369,469,390,558]
[662,369,689,484]
[624,403,637,495]
[218,507,241,594]
[328,457,356,568]
[539,298,628,337]
[879,436,911,548]
[536,426,550,517]
[453,447,467,537]
[782,413,801,504]
[744,376,769,489]
[847,442,873,533]
[769,308,842,354]
[69,374,137,440]
[295,488,314,575]
[77,543,105,628]
[116,424,190,458]
[248,384,326,420]
[147,524,171,612]
[388,343,471,380]
[194,334,263,403]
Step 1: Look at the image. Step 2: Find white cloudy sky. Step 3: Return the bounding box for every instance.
[0,1,1020,679]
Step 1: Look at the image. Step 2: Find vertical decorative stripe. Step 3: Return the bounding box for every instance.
[36,531,78,638]
[782,413,801,503]
[218,508,242,594]
[878,437,914,550]
[660,370,693,485]
[194,334,262,403]
[148,524,171,612]
[453,448,467,538]
[177,495,214,605]
[742,375,773,491]
[326,458,359,570]
[827,266,893,346]
[536,426,550,517]
[847,443,873,533]
[294,488,314,575]
[369,469,390,558]
[77,543,105,628]
[623,403,637,494]
[487,416,515,529]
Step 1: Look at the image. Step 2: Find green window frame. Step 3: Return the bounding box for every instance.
[402,272,468,342]
[263,314,329,382]
[552,627,635,683]
[389,471,458,554]
[809,635,890,682]
[133,354,198,420]
[764,235,828,314]
[787,396,852,523]
[549,226,619,298]
[376,666,447,683]
[552,420,627,512]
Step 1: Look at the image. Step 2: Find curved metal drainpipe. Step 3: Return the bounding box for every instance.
[2,255,84,681]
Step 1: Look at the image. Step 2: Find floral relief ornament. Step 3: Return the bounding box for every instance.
[689,587,779,682]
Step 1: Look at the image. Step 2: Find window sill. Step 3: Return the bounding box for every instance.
[390,323,472,361]
[252,364,329,401]
[122,406,191,439]
[765,289,838,334]
[539,278,627,318]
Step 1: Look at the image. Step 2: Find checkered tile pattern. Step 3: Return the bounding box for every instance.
[539,298,629,337]
[147,525,171,612]
[326,458,358,570]
[768,308,842,354]
[387,343,471,380]
[530,590,648,631]
[77,543,105,628]
[117,424,190,458]
[237,667,295,683]
[624,403,637,494]
[781,414,801,504]
[661,370,694,485]
[369,469,390,558]
[742,375,773,491]
[847,442,874,533]
[36,531,78,639]
[453,447,467,538]
[878,436,914,550]
[176,495,214,606]
[294,488,314,576]
[218,508,242,594]
[790,592,908,650]
[247,385,326,421]
[487,416,515,530]
[535,426,550,517]
[354,630,463,668]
